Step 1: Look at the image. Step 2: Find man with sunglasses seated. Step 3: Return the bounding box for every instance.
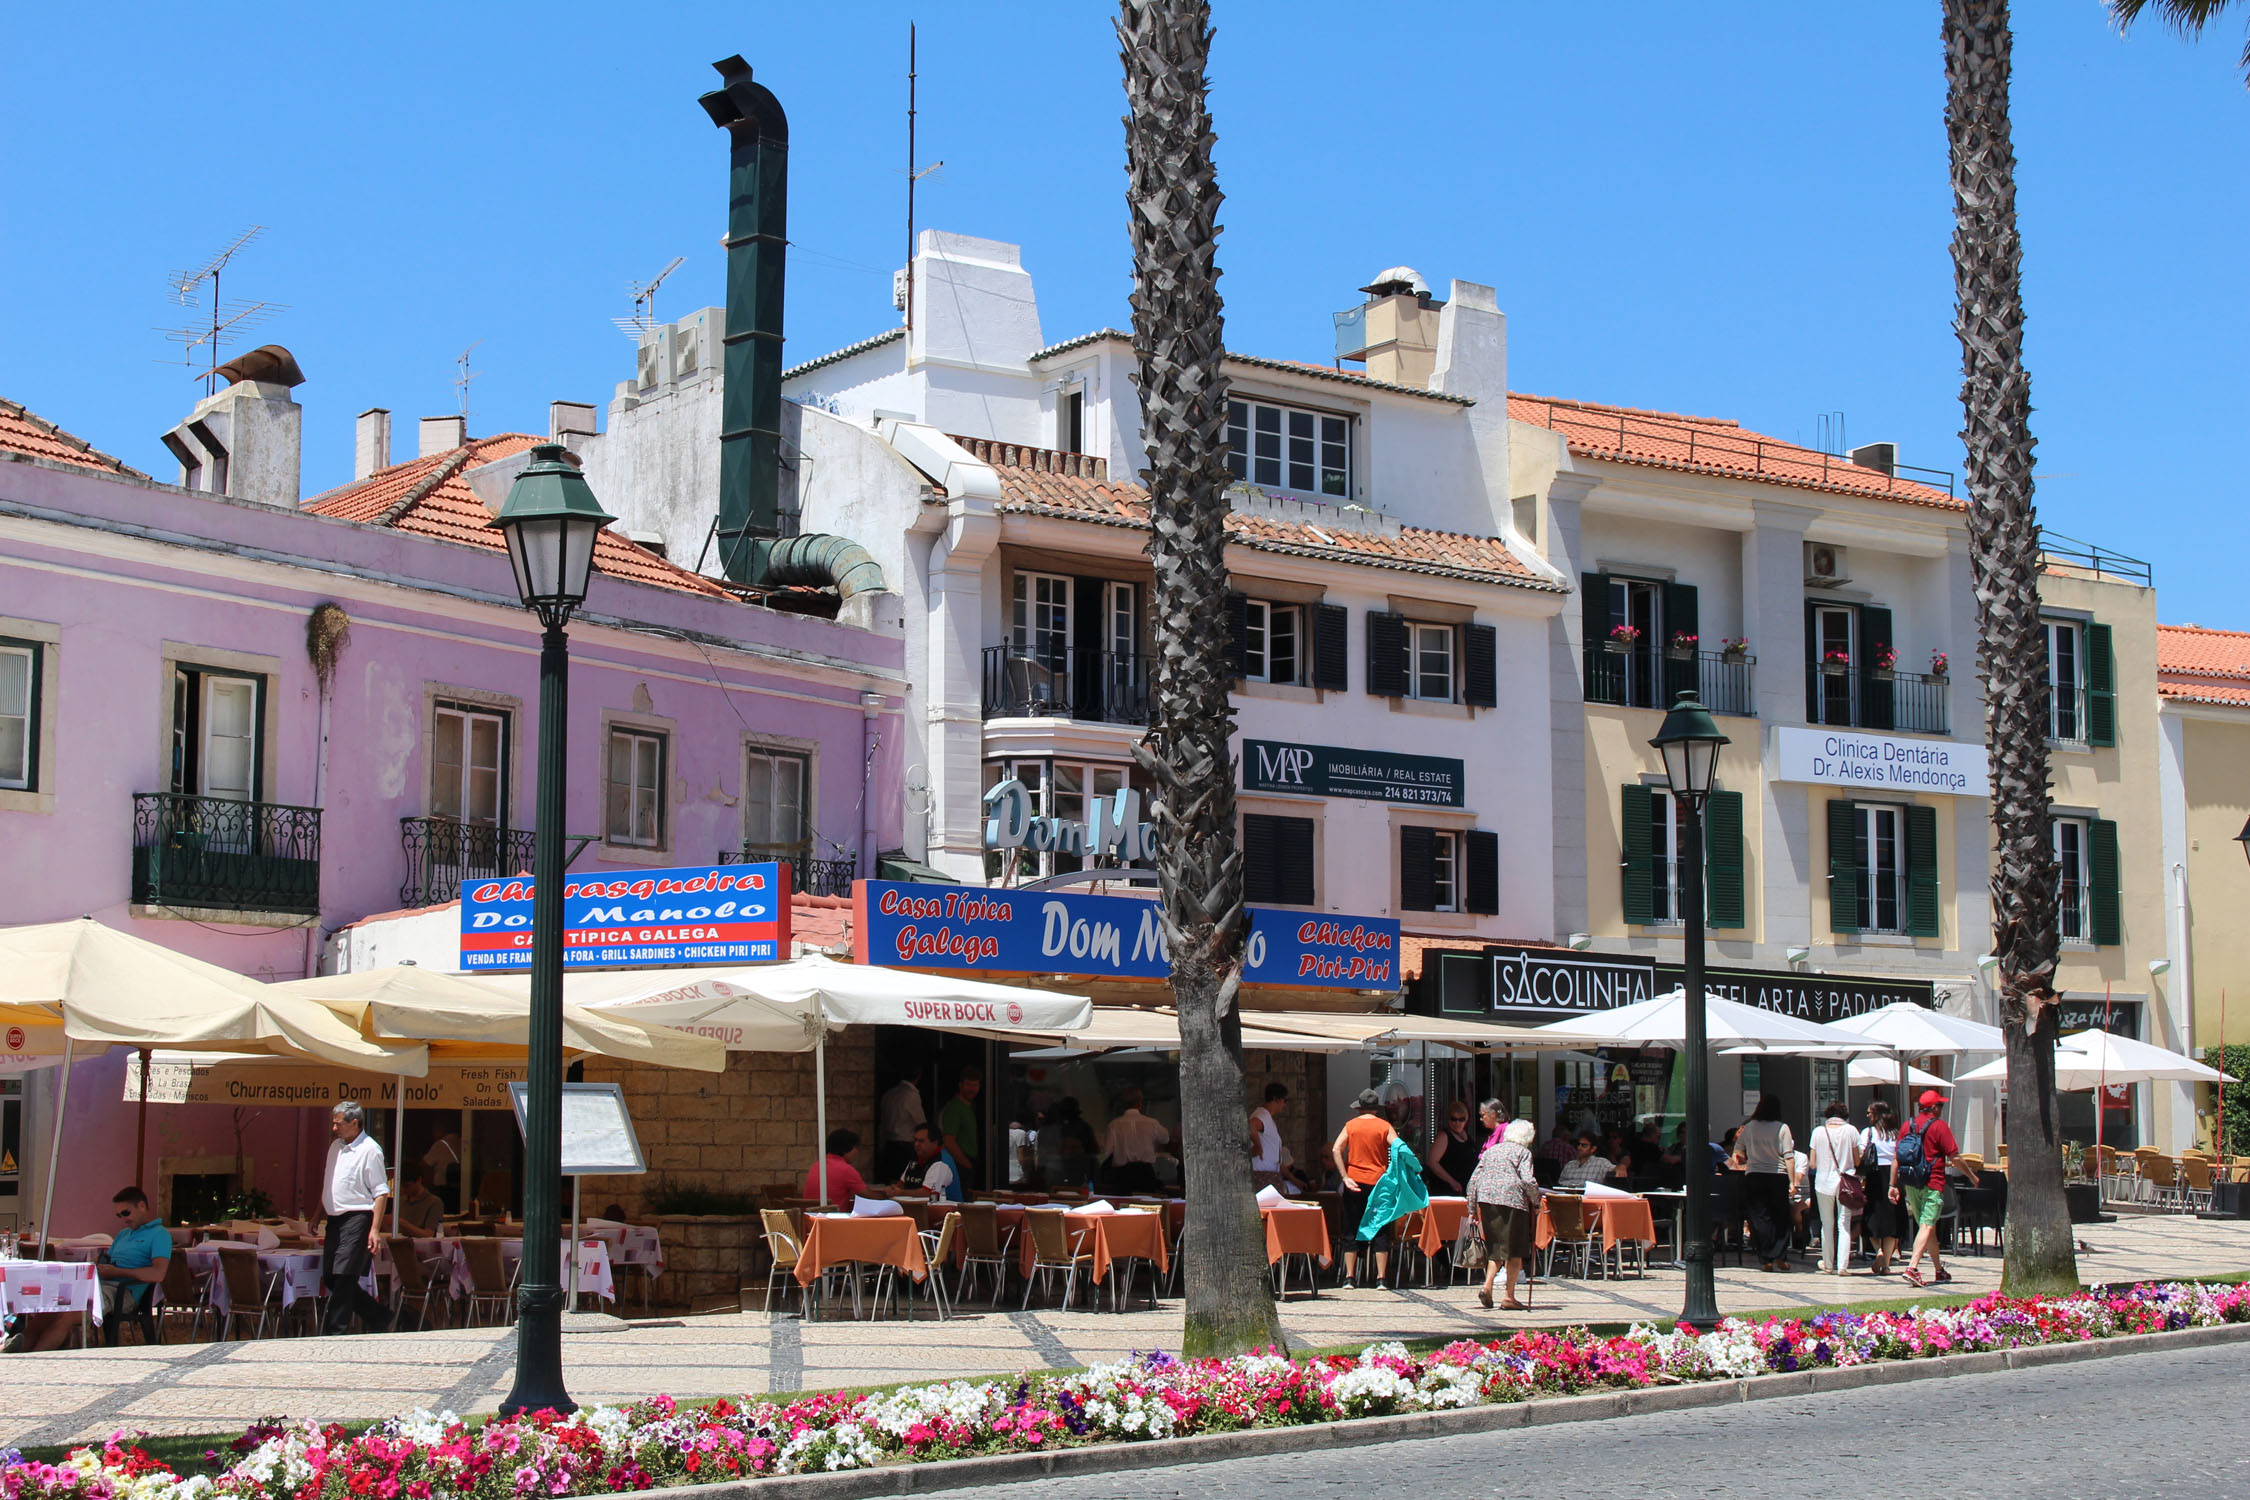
[14,1186,171,1350]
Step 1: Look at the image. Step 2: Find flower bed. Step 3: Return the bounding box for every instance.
[5,1282,2246,1498]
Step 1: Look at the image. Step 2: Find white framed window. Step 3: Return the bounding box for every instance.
[1225,399,1349,497]
[0,641,36,792]
[1011,571,1071,667]
[1811,604,1858,727]
[983,756,1143,881]
[2045,619,2084,743]
[1647,788,1688,925]
[1428,829,1459,913]
[745,748,808,850]
[1105,582,1138,662]
[1608,578,1666,708]
[2054,816,2090,942]
[605,727,666,848]
[1406,622,1455,701]
[431,703,506,825]
[1853,803,1906,934]
[1243,600,1302,684]
[170,667,262,802]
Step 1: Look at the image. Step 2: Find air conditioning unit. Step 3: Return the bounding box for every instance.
[1804,541,1851,588]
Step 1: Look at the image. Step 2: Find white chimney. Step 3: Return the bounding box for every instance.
[549,401,597,444]
[354,408,392,480]
[159,345,305,508]
[419,415,467,457]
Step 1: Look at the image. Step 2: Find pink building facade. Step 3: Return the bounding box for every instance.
[0,402,904,1236]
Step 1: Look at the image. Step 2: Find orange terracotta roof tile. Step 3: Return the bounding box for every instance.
[946,435,1558,592]
[0,396,149,478]
[2157,623,2250,707]
[303,435,730,598]
[1509,394,1963,511]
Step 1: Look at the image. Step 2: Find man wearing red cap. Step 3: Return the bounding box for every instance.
[1890,1089,1977,1288]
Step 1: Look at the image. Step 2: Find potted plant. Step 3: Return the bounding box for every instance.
[1870,643,1898,682]
[1929,649,1950,684]
[1719,637,1751,663]
[1667,630,1698,661]
[1605,623,1642,655]
[1820,647,1852,677]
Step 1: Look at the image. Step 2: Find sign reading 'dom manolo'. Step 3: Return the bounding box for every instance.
[1242,740,1464,807]
[458,862,792,970]
[853,880,1400,991]
[1775,727,1989,798]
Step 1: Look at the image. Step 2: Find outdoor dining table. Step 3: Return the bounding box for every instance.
[0,1260,103,1335]
[1643,1189,1688,1268]
[1534,1193,1659,1275]
[1013,1208,1169,1287]
[182,1244,330,1315]
[1398,1197,1472,1258]
[1259,1201,1331,1268]
[795,1214,927,1319]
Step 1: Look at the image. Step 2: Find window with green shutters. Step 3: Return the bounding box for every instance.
[1620,783,1655,925]
[2042,617,2115,747]
[2086,622,2116,747]
[1705,789,1745,929]
[1620,784,1741,928]
[2088,817,2122,946]
[1829,798,1939,937]
[1904,803,1939,937]
[1827,798,1861,934]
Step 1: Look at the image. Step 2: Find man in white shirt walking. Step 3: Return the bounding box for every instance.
[1100,1087,1172,1195]
[321,1101,393,1335]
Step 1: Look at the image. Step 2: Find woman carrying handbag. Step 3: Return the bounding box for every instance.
[1809,1101,1864,1276]
[1465,1104,1538,1312]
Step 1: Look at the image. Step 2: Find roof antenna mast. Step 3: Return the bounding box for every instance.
[614,256,686,341]
[161,227,286,396]
[903,23,943,341]
[455,339,484,419]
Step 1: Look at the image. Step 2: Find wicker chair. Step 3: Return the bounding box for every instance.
[1541,1196,1597,1279]
[954,1202,1014,1306]
[457,1237,513,1326]
[1020,1208,1092,1310]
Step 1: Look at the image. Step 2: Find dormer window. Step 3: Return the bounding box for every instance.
[1226,399,1348,497]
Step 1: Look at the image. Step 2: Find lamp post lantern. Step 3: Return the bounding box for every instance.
[1650,690,1729,1327]
[489,444,613,1415]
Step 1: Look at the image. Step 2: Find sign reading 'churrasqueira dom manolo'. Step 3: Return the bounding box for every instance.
[853,880,1401,991]
[1241,739,1465,806]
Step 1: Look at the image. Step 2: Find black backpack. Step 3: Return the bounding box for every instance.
[1895,1118,1936,1188]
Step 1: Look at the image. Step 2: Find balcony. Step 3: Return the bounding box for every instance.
[720,840,858,898]
[399,816,535,909]
[981,646,1149,726]
[1806,665,1951,736]
[1584,645,1757,718]
[132,792,321,916]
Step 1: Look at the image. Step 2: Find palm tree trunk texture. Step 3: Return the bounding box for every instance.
[1943,0,2079,1295]
[1119,0,1284,1357]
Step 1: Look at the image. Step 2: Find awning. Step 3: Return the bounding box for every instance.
[122,1052,532,1109]
[1244,1010,1583,1051]
[947,1005,1376,1055]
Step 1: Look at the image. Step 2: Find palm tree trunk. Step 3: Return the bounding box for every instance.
[1943,0,2079,1295]
[1119,0,1284,1357]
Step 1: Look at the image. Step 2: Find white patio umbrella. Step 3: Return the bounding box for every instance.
[1956,1030,2236,1090]
[555,955,1093,1204]
[1533,989,1883,1054]
[1828,1000,2003,1112]
[1847,1058,1949,1090]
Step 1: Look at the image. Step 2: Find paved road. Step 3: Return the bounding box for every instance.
[913,1341,2250,1500]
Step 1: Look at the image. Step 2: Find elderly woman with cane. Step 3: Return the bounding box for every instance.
[1466,1106,1539,1312]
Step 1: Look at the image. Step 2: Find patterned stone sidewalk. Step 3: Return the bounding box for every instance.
[2,1211,2241,1449]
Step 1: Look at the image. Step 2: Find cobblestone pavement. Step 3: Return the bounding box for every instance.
[910,1340,2250,1500]
[2,1211,2241,1448]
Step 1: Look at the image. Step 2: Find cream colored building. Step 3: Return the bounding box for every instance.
[2157,622,2250,1149]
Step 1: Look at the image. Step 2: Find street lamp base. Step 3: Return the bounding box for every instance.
[499,1286,576,1416]
[1679,1254,1720,1328]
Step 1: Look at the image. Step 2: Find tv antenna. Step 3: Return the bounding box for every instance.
[903,23,945,334]
[455,340,484,418]
[613,256,686,340]
[160,227,287,395]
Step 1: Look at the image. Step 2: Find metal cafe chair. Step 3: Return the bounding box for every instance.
[1021,1208,1093,1310]
[1541,1196,1597,1280]
[953,1202,1014,1306]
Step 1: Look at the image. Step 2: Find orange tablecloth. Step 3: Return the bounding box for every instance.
[1260,1203,1331,1267]
[1015,1210,1168,1284]
[795,1215,927,1287]
[1399,1197,1471,1257]
[1534,1196,1657,1256]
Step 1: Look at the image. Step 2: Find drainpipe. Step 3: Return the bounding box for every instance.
[860,691,885,879]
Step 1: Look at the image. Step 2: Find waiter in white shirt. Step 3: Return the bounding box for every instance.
[321,1100,394,1335]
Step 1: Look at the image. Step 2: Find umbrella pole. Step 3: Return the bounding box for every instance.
[392,1095,407,1239]
[2096,983,2111,1171]
[569,1177,581,1309]
[816,1034,830,1207]
[37,1053,73,1258]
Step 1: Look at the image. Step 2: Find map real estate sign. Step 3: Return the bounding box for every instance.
[458,862,791,970]
[1774,726,1989,798]
[1241,739,1464,807]
[853,880,1400,991]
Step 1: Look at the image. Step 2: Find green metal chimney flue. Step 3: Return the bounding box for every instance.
[699,55,789,586]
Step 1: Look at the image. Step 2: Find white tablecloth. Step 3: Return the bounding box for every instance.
[0,1260,103,1322]
[500,1239,614,1302]
[186,1246,334,1314]
[378,1237,616,1304]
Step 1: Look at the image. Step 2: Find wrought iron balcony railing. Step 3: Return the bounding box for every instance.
[1584,644,1757,718]
[132,792,321,916]
[399,816,536,909]
[1806,664,1951,736]
[719,840,858,898]
[982,646,1149,725]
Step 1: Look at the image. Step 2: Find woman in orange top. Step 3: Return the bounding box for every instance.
[1330,1089,1400,1287]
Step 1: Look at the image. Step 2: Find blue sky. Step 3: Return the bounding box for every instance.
[4,3,2243,623]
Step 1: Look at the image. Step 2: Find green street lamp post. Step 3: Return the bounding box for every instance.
[1650,690,1729,1328]
[489,444,614,1416]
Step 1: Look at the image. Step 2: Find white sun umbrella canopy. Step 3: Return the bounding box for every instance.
[1956,1030,2237,1090]
[1535,988,1881,1054]
[1847,1058,1950,1090]
[571,955,1092,1205]
[1828,1001,2004,1057]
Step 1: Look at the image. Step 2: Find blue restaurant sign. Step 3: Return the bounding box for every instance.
[458,862,792,971]
[851,880,1399,991]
